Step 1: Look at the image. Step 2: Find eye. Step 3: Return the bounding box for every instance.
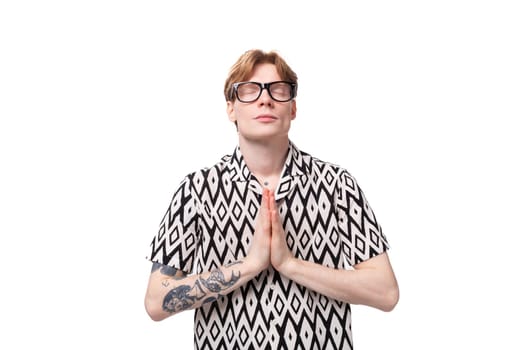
[238,83,259,94]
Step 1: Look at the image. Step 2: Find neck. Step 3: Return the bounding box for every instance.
[238,136,289,179]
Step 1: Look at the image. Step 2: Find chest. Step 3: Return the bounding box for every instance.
[193,178,343,270]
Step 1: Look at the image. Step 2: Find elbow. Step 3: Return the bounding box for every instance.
[379,284,399,312]
[144,295,169,322]
[146,308,166,322]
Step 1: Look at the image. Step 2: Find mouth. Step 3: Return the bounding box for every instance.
[255,114,278,122]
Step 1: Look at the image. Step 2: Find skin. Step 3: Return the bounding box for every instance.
[144,63,399,321]
[226,63,296,191]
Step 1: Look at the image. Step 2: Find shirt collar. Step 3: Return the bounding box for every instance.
[226,140,310,183]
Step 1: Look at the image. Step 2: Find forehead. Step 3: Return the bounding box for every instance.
[249,63,282,82]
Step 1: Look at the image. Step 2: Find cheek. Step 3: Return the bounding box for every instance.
[290,103,297,119]
[233,106,252,121]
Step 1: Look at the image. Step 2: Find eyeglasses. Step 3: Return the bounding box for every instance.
[231,81,297,103]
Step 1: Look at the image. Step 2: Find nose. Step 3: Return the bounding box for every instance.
[258,87,273,106]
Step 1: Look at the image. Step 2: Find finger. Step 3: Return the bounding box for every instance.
[270,209,281,229]
[269,191,276,212]
[260,189,271,228]
[264,189,272,215]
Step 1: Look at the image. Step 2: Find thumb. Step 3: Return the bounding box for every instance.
[270,210,281,233]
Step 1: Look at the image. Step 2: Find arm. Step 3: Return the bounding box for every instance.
[268,192,399,312]
[277,252,399,312]
[145,188,273,321]
[144,259,260,321]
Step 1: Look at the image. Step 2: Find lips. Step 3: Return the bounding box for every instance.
[255,114,277,122]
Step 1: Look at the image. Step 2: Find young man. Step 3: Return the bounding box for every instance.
[145,49,399,349]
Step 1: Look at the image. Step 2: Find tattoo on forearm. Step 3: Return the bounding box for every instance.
[203,296,217,304]
[163,285,196,313]
[199,270,240,292]
[151,262,163,273]
[162,263,242,314]
[151,262,185,280]
[193,280,207,299]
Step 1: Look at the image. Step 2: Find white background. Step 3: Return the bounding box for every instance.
[1,1,524,349]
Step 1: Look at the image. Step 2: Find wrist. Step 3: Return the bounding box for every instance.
[243,255,265,276]
[277,256,298,277]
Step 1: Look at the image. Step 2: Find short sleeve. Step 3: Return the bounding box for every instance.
[146,175,199,273]
[336,170,389,267]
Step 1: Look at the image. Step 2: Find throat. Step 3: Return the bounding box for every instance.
[257,176,278,190]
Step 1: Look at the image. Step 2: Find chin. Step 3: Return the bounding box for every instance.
[241,130,288,142]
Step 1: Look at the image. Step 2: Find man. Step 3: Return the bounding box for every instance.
[145,49,399,349]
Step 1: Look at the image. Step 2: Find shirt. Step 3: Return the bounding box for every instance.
[147,141,389,349]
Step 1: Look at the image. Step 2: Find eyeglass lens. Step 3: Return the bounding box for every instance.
[236,82,294,103]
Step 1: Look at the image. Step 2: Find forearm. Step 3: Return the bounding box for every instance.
[279,253,399,311]
[145,258,259,321]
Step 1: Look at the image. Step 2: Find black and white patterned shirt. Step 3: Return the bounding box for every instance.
[147,141,389,349]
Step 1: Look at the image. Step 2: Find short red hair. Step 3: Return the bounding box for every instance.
[224,49,298,101]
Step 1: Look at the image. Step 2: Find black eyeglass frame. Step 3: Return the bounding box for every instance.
[231,81,297,103]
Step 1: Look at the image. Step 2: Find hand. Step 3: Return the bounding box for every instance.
[246,188,272,274]
[269,191,294,272]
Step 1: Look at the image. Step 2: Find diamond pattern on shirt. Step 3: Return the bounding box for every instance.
[147,141,389,349]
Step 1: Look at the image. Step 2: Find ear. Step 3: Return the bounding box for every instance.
[226,101,236,123]
[290,100,297,120]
